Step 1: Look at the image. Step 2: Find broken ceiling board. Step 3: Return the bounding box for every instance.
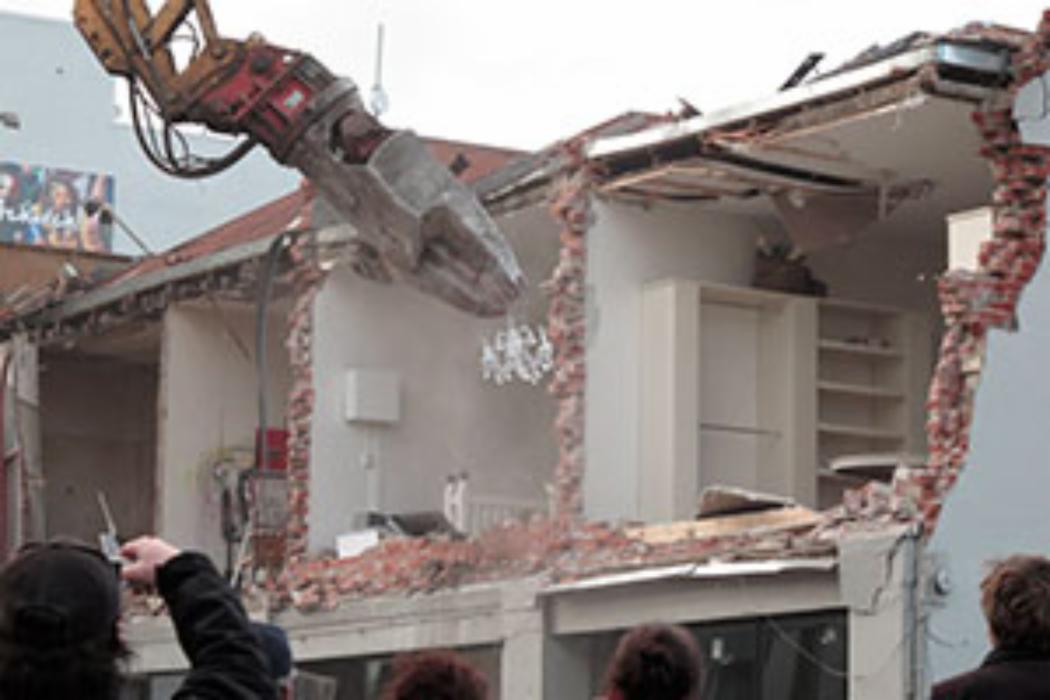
[626,506,821,545]
[602,184,740,202]
[601,164,758,199]
[602,180,742,200]
[601,152,870,203]
[740,79,929,153]
[713,126,900,184]
[658,167,758,194]
[698,485,797,518]
[696,153,869,192]
[829,452,925,481]
[665,163,801,192]
[752,95,981,188]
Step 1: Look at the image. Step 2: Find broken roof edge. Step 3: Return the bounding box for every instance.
[541,519,916,600]
[58,227,307,321]
[587,38,1012,163]
[475,36,1018,212]
[0,226,309,344]
[475,112,674,211]
[541,557,838,596]
[0,185,316,341]
[0,240,132,263]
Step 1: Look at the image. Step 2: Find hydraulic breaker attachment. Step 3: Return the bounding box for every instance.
[74,0,524,315]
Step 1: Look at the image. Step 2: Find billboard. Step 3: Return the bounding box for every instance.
[0,162,115,252]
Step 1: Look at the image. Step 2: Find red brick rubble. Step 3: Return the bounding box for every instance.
[281,230,327,573]
[272,495,912,612]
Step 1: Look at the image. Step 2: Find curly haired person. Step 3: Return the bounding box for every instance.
[381,650,489,700]
[604,623,703,700]
[933,554,1050,699]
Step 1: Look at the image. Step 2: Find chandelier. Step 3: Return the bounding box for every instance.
[480,319,554,386]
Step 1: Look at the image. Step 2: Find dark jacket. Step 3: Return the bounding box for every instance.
[932,647,1050,699]
[158,552,277,699]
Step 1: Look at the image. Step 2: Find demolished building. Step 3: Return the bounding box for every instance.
[4,11,1050,700]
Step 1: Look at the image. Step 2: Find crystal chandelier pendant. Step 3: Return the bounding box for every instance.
[480,317,553,386]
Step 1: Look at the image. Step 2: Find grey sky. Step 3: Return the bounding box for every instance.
[3,1,1048,149]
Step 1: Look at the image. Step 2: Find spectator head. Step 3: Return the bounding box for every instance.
[605,624,702,700]
[981,554,1050,653]
[0,540,128,699]
[381,650,489,700]
[252,622,294,694]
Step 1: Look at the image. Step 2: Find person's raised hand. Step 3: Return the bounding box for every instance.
[120,536,181,587]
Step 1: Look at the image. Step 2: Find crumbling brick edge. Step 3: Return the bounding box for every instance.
[269,190,331,604]
[281,241,325,568]
[545,139,593,523]
[902,15,1050,536]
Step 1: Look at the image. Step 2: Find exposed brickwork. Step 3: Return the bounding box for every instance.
[907,15,1050,535]
[281,245,326,575]
[545,141,593,522]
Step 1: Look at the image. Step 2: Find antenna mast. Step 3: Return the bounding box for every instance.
[370,23,389,117]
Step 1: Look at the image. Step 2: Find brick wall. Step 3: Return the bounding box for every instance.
[908,15,1050,535]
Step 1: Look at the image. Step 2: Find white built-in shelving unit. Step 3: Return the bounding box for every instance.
[815,298,929,508]
[640,280,930,520]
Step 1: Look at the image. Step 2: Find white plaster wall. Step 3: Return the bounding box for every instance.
[157,302,290,563]
[307,205,559,552]
[0,12,298,253]
[924,211,1050,683]
[585,198,763,522]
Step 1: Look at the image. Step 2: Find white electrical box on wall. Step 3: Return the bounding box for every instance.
[344,369,401,424]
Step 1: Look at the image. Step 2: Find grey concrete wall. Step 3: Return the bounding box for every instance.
[157,302,290,563]
[924,216,1050,681]
[307,204,559,552]
[129,577,543,700]
[40,352,157,542]
[584,199,763,522]
[0,12,298,253]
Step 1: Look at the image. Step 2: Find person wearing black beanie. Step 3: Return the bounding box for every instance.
[0,536,276,699]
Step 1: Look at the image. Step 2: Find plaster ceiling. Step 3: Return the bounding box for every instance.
[600,93,993,244]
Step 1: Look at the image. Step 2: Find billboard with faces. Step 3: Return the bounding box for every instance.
[0,161,115,252]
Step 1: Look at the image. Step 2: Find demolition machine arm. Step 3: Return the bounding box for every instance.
[73,0,523,316]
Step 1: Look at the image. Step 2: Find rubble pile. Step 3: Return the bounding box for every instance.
[273,519,600,611]
[267,481,922,613]
[908,14,1050,534]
